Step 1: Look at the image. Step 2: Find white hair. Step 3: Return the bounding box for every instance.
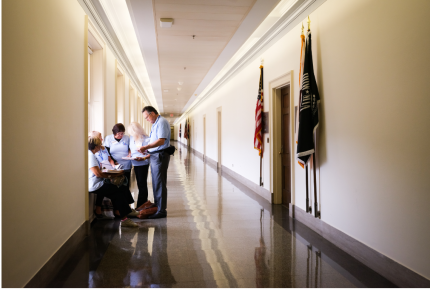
[88,131,101,138]
[128,122,147,145]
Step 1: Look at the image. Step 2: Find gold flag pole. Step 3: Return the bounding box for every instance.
[307,16,320,218]
[300,21,311,213]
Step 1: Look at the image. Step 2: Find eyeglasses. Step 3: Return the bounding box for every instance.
[144,112,153,121]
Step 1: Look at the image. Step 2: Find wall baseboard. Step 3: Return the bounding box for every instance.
[289,204,430,288]
[221,165,271,203]
[204,154,218,168]
[192,148,203,160]
[25,221,87,288]
[179,141,272,203]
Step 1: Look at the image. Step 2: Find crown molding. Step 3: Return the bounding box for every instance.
[175,0,324,125]
[80,0,153,107]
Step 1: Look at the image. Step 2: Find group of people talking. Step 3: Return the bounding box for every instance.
[88,106,171,227]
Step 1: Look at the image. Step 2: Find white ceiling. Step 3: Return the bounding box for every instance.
[99,0,282,123]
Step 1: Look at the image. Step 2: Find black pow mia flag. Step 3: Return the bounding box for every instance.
[297,31,320,166]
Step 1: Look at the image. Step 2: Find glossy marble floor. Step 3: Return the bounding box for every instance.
[48,142,396,288]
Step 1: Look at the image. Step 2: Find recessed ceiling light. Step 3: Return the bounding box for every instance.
[160,18,173,28]
[178,81,183,85]
[177,87,181,91]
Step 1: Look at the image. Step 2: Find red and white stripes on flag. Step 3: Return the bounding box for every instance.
[254,65,264,156]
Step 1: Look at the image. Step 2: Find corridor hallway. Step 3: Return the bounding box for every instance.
[48,142,395,288]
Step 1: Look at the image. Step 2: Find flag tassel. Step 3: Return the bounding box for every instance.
[313,153,320,218]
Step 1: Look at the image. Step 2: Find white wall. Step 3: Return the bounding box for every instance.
[124,77,130,129]
[175,0,430,280]
[2,0,157,286]
[89,49,104,134]
[105,48,116,136]
[2,0,87,287]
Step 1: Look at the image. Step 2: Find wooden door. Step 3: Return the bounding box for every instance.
[281,86,291,205]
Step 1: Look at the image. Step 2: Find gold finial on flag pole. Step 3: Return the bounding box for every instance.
[301,22,304,34]
[307,16,311,31]
[260,58,264,68]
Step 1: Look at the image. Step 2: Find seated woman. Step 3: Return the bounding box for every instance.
[128,122,153,211]
[104,123,132,187]
[88,137,138,227]
[89,131,116,169]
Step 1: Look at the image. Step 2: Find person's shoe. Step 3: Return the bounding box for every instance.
[94,210,113,220]
[121,218,138,227]
[148,212,167,219]
[136,200,154,211]
[137,207,158,219]
[127,209,139,218]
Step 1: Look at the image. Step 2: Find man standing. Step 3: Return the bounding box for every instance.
[139,106,171,219]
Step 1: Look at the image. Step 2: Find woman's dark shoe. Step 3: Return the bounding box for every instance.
[114,210,121,219]
[94,210,113,220]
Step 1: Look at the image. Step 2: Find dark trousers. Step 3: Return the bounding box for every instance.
[123,170,134,204]
[134,164,149,208]
[92,183,132,217]
[150,153,170,214]
[95,177,134,207]
[124,170,131,188]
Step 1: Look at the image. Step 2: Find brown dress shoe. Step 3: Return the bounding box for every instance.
[137,207,158,219]
[136,200,153,211]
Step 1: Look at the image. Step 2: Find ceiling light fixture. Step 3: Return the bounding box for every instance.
[177,87,181,91]
[178,81,183,85]
[160,18,173,28]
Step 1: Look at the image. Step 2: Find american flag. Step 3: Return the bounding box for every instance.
[254,66,264,156]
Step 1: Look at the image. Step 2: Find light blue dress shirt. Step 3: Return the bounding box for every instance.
[148,115,171,152]
[94,146,110,165]
[88,150,104,192]
[129,135,150,166]
[104,134,132,170]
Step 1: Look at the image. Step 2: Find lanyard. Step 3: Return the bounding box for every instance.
[97,149,105,161]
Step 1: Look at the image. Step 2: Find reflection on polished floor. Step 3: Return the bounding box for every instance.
[48,142,396,288]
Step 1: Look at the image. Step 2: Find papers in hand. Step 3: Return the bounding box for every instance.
[102,169,123,173]
[122,157,136,160]
[100,161,123,171]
